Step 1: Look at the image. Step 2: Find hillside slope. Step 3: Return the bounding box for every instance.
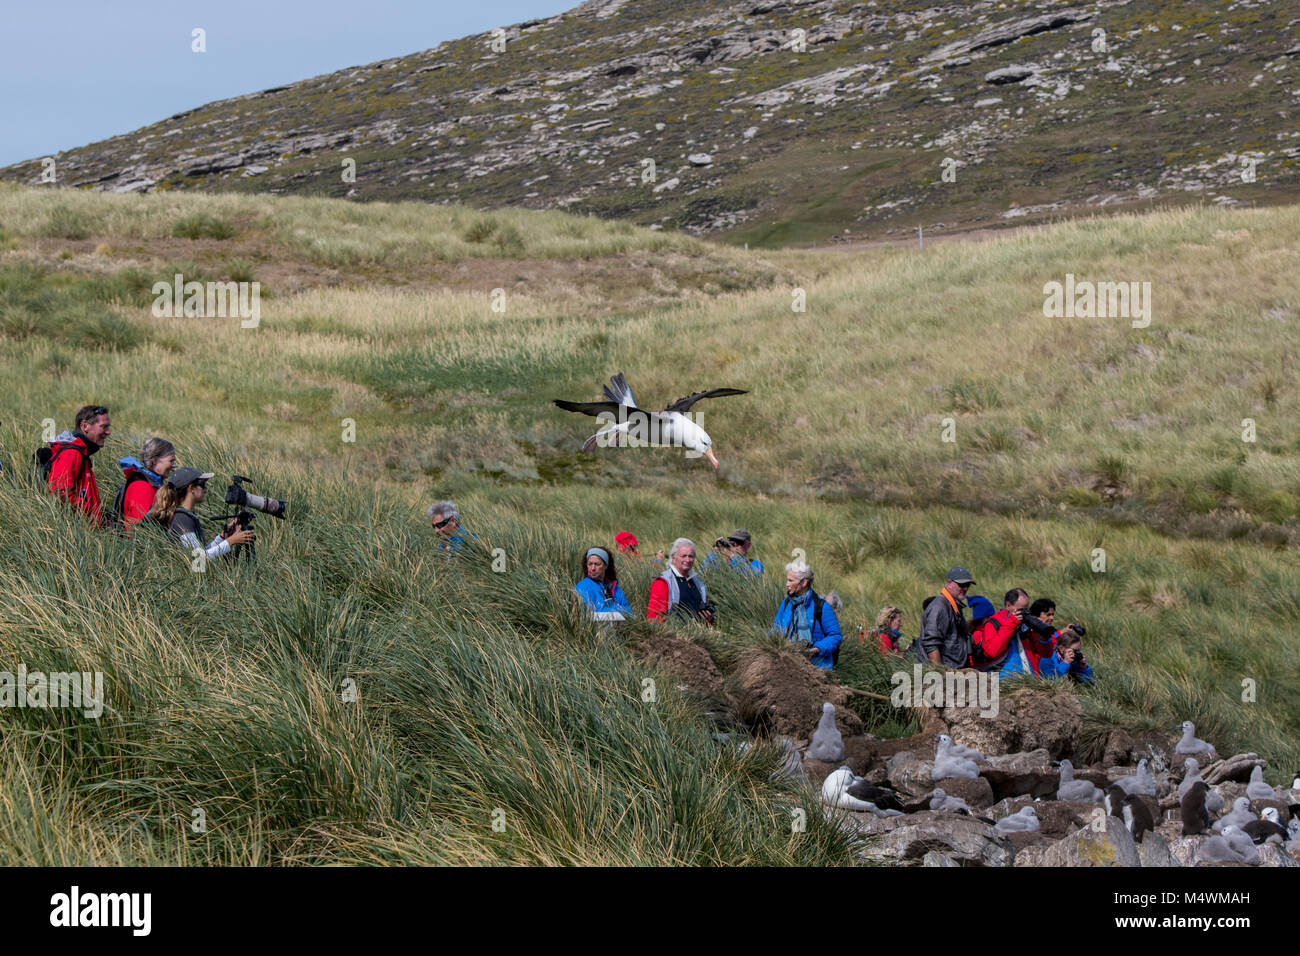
[2,0,1296,244]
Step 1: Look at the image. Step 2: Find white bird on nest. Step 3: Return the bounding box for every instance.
[553,372,748,469]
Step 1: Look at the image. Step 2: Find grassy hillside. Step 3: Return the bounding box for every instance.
[0,186,1298,863]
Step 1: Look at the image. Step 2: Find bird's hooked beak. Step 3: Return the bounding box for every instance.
[705,447,719,469]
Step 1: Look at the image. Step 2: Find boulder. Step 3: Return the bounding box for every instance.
[687,153,714,166]
[980,749,1057,800]
[985,65,1037,85]
[1101,728,1135,766]
[1250,797,1290,819]
[942,687,1081,761]
[1139,832,1178,867]
[732,648,863,739]
[1258,845,1299,868]
[922,850,959,867]
[1032,800,1105,840]
[1167,835,1202,867]
[1005,830,1048,854]
[857,811,1013,867]
[931,775,995,811]
[885,751,935,798]
[1030,815,1141,867]
[1203,753,1264,785]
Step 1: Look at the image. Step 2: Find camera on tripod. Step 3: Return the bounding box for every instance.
[225,474,287,519]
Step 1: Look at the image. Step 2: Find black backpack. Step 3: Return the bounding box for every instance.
[34,442,87,488]
[107,473,152,530]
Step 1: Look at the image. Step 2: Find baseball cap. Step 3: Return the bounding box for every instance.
[168,467,215,490]
[614,531,639,552]
[728,528,752,545]
[946,566,975,585]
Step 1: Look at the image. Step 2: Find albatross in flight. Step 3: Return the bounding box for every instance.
[553,372,747,468]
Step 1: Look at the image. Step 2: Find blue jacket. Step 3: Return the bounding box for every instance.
[772,590,842,669]
[574,577,633,618]
[998,636,1094,684]
[702,552,764,576]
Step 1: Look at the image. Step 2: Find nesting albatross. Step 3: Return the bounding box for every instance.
[552,372,748,468]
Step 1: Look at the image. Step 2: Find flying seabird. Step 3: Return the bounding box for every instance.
[552,372,748,469]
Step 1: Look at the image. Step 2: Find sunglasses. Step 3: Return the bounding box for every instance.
[432,516,454,529]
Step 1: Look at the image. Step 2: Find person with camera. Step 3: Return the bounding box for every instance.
[149,467,254,561]
[647,538,715,625]
[991,594,1068,680]
[1042,624,1094,684]
[971,588,1032,671]
[772,561,842,669]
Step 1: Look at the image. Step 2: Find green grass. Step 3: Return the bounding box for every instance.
[0,186,1298,864]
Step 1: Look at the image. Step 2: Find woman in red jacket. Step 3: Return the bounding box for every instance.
[116,437,177,528]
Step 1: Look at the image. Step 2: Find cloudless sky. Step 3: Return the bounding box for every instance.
[0,0,576,167]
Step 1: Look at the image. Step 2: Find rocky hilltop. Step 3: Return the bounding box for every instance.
[3,0,1297,243]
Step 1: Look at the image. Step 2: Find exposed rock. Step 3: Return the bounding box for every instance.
[1025,814,1140,867]
[1258,844,1299,868]
[1032,800,1104,840]
[1202,753,1264,785]
[927,8,1094,62]
[979,749,1057,800]
[687,153,714,166]
[886,751,936,798]
[1139,832,1178,867]
[857,810,1013,867]
[943,688,1081,762]
[922,850,959,867]
[985,65,1037,85]
[932,775,995,811]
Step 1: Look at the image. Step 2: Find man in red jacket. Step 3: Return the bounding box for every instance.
[972,588,1029,671]
[48,405,112,527]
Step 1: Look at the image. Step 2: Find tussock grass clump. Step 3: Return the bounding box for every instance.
[172,213,237,240]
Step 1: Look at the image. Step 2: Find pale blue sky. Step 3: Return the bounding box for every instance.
[0,0,575,167]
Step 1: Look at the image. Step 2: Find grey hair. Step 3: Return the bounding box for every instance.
[426,499,459,521]
[785,560,813,582]
[141,437,175,471]
[824,591,842,611]
[669,537,695,558]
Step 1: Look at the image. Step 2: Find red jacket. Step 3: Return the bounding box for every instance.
[47,436,102,526]
[121,471,160,527]
[974,608,1021,667]
[647,577,670,620]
